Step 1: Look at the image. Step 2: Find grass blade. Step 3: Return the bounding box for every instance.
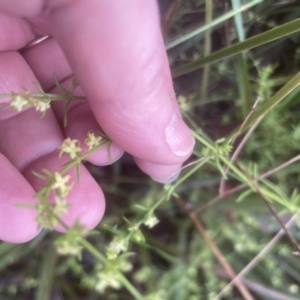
[34,245,58,300]
[166,0,263,50]
[232,0,252,117]
[172,17,300,77]
[200,0,213,101]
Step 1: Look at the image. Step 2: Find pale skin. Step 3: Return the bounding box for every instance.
[0,0,195,243]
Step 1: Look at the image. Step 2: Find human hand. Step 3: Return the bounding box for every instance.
[0,0,195,243]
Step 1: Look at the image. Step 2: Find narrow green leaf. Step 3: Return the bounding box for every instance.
[172,18,300,77]
[232,0,252,116]
[32,170,47,180]
[201,0,213,102]
[35,245,58,300]
[236,189,253,203]
[237,71,300,134]
[237,54,252,117]
[134,204,148,211]
[166,0,262,50]
[232,0,245,42]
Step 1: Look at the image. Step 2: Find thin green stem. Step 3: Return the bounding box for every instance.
[200,0,213,102]
[118,275,143,299]
[80,239,143,299]
[60,141,111,175]
[0,93,86,101]
[167,157,211,199]
[79,239,106,263]
[192,132,255,188]
[231,0,252,117]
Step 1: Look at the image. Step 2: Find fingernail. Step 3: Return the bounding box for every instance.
[165,114,195,156]
[93,151,124,166]
[151,170,180,184]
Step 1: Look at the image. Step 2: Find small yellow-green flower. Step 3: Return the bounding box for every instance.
[52,172,73,197]
[85,132,102,151]
[36,202,57,229]
[144,214,159,228]
[60,138,82,159]
[33,100,51,113]
[55,223,87,258]
[106,236,129,260]
[178,95,191,112]
[53,196,69,216]
[10,93,29,112]
[36,196,69,229]
[95,270,121,293]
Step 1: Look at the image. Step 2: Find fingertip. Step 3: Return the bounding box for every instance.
[64,165,106,230]
[2,220,41,244]
[87,146,124,167]
[134,157,182,183]
[151,170,181,184]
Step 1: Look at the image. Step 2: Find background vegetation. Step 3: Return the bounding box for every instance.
[2,0,300,299]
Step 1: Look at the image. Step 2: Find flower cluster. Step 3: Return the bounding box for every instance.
[55,223,87,258]
[10,91,51,115]
[106,236,129,260]
[128,225,145,242]
[33,133,109,230]
[32,168,73,228]
[178,94,192,112]
[95,269,122,292]
[94,256,132,293]
[36,196,69,229]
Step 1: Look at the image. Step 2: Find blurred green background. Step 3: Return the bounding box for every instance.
[2,0,300,299]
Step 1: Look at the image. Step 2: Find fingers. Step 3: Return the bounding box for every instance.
[0,52,105,241]
[134,158,182,183]
[0,0,43,16]
[0,153,40,243]
[49,79,125,166]
[22,37,124,166]
[49,1,195,172]
[0,11,35,51]
[21,37,72,91]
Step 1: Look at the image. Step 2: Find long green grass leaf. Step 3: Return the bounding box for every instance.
[35,245,57,300]
[200,0,213,101]
[166,0,263,50]
[232,0,252,117]
[172,18,300,77]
